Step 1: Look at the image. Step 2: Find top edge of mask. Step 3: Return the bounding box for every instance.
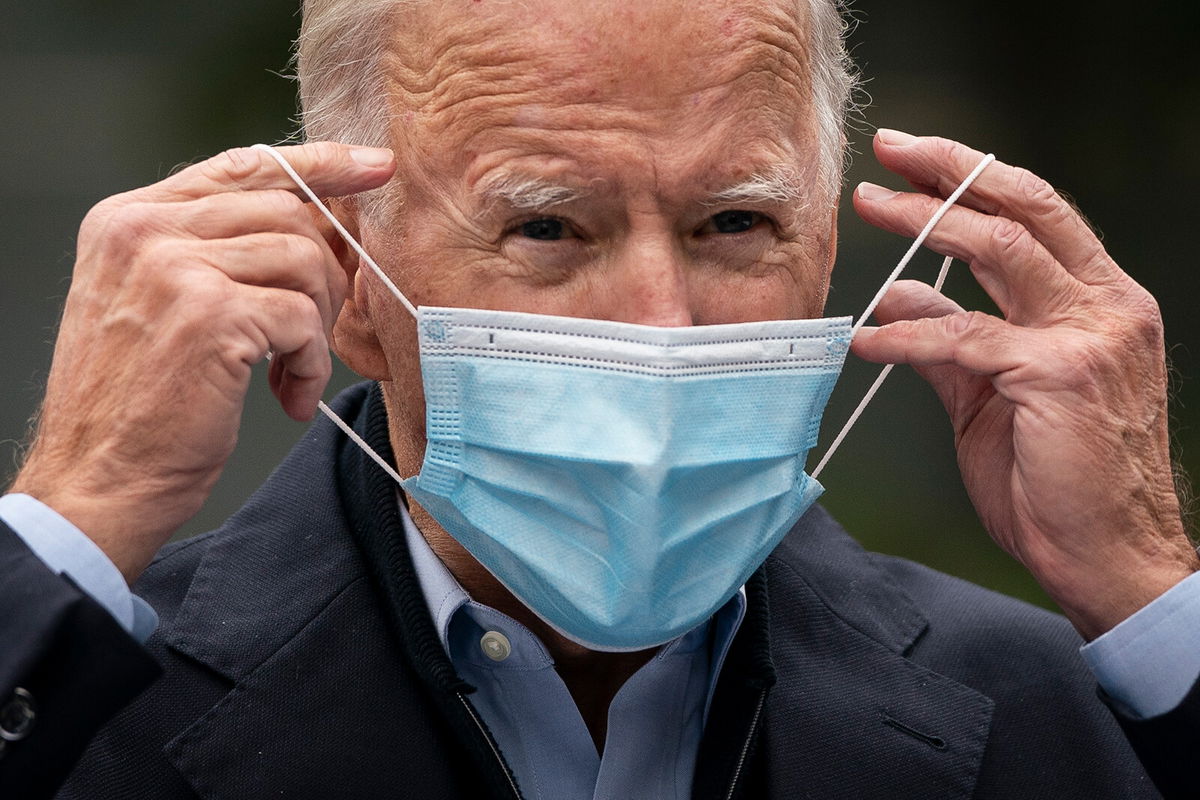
[415,305,853,346]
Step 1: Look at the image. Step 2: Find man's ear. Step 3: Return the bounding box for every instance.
[817,204,839,310]
[827,204,839,271]
[322,197,391,380]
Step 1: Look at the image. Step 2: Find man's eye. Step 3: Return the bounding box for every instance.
[709,210,762,234]
[518,218,568,241]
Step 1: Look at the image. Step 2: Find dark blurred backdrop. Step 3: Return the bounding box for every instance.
[2,0,1197,610]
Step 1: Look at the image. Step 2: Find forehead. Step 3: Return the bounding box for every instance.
[383,0,816,194]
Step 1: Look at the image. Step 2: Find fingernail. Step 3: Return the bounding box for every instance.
[877,128,918,147]
[350,147,393,168]
[857,182,899,202]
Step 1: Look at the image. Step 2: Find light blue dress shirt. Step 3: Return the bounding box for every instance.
[401,503,747,800]
[0,493,157,642]
[3,488,1200,726]
[1080,570,1200,717]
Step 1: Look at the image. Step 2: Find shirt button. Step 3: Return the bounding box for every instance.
[0,688,36,742]
[480,631,512,662]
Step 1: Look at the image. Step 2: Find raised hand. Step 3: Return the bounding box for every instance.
[10,143,395,582]
[853,129,1198,639]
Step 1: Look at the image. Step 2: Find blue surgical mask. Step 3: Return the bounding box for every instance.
[254,144,994,652]
[402,306,850,650]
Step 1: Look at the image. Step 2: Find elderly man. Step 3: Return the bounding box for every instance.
[3,0,1199,797]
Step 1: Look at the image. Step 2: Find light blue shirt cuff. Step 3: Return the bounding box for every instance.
[0,493,158,642]
[1081,569,1200,719]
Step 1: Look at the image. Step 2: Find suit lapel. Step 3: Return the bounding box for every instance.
[148,386,477,798]
[756,507,994,799]
[150,385,508,799]
[161,573,475,798]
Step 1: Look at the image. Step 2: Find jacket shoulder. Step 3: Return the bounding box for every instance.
[870,552,1082,655]
[763,509,1159,798]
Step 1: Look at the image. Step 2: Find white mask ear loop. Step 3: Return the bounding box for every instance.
[251,143,419,319]
[810,152,996,480]
[252,143,414,485]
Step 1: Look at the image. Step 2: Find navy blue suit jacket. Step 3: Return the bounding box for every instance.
[5,382,1196,798]
[0,524,159,797]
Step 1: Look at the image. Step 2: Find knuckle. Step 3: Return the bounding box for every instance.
[207,146,268,186]
[1012,167,1060,211]
[260,188,305,218]
[302,140,345,172]
[989,217,1034,261]
[329,262,349,296]
[283,233,326,267]
[290,294,324,330]
[139,238,183,271]
[948,310,992,337]
[78,196,122,241]
[1117,286,1164,342]
[273,286,316,317]
[106,201,166,243]
[183,272,236,312]
[924,135,959,163]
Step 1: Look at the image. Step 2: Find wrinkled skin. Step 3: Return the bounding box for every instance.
[11,0,1196,752]
[853,132,1197,639]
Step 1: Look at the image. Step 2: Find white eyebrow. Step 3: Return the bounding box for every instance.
[704,165,809,206]
[476,173,592,211]
[476,165,808,212]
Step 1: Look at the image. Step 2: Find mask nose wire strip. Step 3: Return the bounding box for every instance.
[810,152,995,480]
[250,143,419,319]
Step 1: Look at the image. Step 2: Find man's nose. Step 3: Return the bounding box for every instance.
[605,235,694,328]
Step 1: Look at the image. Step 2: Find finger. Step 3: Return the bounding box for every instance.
[234,286,333,421]
[860,280,990,419]
[871,278,964,324]
[141,141,395,205]
[166,190,321,239]
[872,130,1119,285]
[162,191,350,323]
[854,308,1031,378]
[854,184,1083,321]
[187,234,346,331]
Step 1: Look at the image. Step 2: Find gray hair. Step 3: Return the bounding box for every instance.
[294,0,857,215]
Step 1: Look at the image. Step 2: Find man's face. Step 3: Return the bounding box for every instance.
[339,0,836,469]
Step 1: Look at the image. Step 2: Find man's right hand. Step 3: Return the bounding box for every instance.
[9,142,395,583]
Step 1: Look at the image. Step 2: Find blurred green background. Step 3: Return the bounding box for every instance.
[2,0,1196,611]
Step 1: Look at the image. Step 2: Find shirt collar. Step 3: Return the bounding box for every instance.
[400,497,470,653]
[399,495,747,674]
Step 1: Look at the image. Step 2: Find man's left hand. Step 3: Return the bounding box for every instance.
[852,129,1198,640]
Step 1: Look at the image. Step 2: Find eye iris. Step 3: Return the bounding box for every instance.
[520,218,565,240]
[712,210,757,234]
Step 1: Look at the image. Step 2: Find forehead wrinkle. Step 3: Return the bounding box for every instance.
[738,6,810,87]
[382,45,545,125]
[382,8,594,127]
[385,1,814,126]
[379,0,822,216]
